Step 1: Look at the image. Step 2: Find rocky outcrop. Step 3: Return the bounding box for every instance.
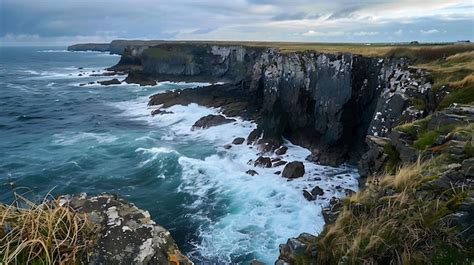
[58,193,192,265]
[98,79,121,86]
[67,43,110,52]
[191,114,236,129]
[113,43,434,166]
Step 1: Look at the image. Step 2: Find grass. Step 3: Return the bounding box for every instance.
[0,193,97,264]
[143,46,193,63]
[306,156,471,264]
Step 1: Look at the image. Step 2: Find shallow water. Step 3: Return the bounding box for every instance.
[0,47,359,263]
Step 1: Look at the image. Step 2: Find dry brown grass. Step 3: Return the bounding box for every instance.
[310,156,469,264]
[0,193,97,264]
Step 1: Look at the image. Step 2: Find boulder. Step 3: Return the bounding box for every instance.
[254,156,272,168]
[311,186,324,196]
[232,137,245,145]
[192,114,235,130]
[246,169,259,176]
[282,161,305,179]
[223,144,232,150]
[275,146,288,155]
[99,78,121,86]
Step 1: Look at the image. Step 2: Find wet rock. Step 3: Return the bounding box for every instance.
[78,73,83,76]
[232,137,245,145]
[151,109,173,116]
[99,78,121,86]
[59,193,192,265]
[250,260,265,265]
[275,146,288,155]
[282,161,305,179]
[192,114,235,130]
[303,190,315,201]
[254,156,272,168]
[79,83,86,86]
[273,160,287,167]
[223,144,232,149]
[274,171,281,175]
[247,128,262,144]
[124,71,157,86]
[311,186,324,196]
[246,169,259,176]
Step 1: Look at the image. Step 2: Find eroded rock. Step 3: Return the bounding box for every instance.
[59,193,192,265]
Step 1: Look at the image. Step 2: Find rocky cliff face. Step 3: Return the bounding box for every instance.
[67,43,111,52]
[111,43,433,166]
[250,51,432,165]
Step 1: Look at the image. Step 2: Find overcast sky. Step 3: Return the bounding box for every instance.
[0,0,473,45]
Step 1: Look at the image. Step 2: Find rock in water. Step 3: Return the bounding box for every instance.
[311,186,324,196]
[282,161,305,178]
[246,169,259,176]
[275,146,288,155]
[98,79,121,86]
[191,114,235,129]
[59,193,192,265]
[254,156,272,168]
[232,137,245,145]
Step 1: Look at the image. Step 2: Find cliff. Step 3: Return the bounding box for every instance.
[111,43,433,166]
[67,43,110,52]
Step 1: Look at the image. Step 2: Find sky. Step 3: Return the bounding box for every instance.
[0,0,473,45]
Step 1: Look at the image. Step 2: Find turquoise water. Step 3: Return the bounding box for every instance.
[0,47,359,263]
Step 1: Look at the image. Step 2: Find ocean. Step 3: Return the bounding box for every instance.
[0,47,359,263]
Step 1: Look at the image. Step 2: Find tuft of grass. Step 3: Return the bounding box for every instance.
[0,194,97,264]
[413,131,439,150]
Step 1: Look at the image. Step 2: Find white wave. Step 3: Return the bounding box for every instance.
[52,132,118,145]
[37,50,69,53]
[114,89,359,263]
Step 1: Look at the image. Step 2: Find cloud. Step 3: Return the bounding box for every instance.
[271,12,308,21]
[0,0,472,45]
[302,30,345,37]
[420,29,440,34]
[352,31,379,36]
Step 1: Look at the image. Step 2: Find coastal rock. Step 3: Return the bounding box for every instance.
[232,137,245,145]
[191,114,235,130]
[254,156,272,168]
[275,146,288,155]
[282,161,305,179]
[151,109,173,116]
[59,193,192,265]
[98,79,121,86]
[246,169,259,176]
[273,160,287,167]
[279,233,317,263]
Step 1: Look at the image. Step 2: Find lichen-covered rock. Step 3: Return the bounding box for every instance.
[58,193,192,265]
